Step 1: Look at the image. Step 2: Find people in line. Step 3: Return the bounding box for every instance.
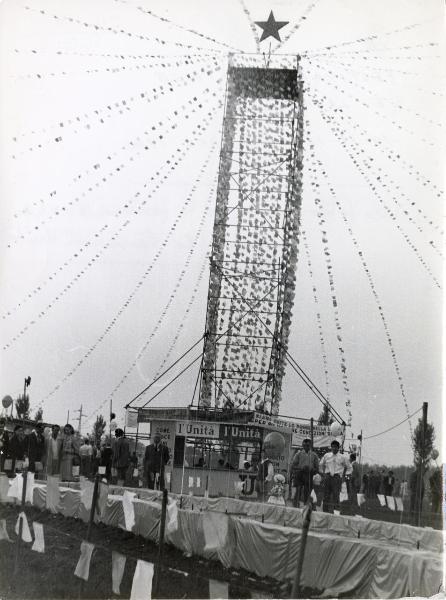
[143,434,170,490]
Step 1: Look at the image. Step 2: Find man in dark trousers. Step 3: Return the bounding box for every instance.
[7,424,26,474]
[27,422,45,474]
[143,434,170,490]
[112,428,130,487]
[289,438,319,506]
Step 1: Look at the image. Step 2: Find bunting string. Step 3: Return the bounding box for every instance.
[23,5,226,54]
[11,57,222,151]
[300,229,331,401]
[301,19,434,55]
[311,150,414,431]
[13,47,219,61]
[306,41,440,58]
[315,55,445,100]
[4,101,221,354]
[8,82,221,242]
[106,161,217,405]
[273,0,320,52]
[14,53,218,81]
[307,60,443,129]
[303,85,444,202]
[316,105,443,256]
[136,5,242,52]
[304,63,437,148]
[2,98,219,324]
[306,134,353,425]
[308,92,442,290]
[36,130,220,410]
[236,0,260,53]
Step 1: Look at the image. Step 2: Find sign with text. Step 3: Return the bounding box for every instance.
[175,421,219,438]
[218,424,262,443]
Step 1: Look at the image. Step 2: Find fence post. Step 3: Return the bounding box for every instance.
[153,488,168,598]
[13,469,28,577]
[291,500,313,599]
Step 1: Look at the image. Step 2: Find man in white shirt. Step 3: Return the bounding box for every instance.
[319,440,352,513]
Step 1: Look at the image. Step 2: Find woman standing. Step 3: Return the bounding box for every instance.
[60,424,80,481]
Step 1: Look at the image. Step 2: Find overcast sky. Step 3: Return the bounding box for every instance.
[0,0,444,465]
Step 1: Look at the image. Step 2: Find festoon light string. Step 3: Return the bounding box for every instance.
[306,40,440,59]
[273,0,320,52]
[236,0,260,53]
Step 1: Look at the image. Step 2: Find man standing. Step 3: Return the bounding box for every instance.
[255,455,274,502]
[143,434,169,490]
[319,440,352,513]
[383,470,395,496]
[44,425,61,477]
[27,423,45,474]
[112,429,130,487]
[289,439,319,506]
[7,425,26,474]
[79,438,93,478]
[0,419,9,472]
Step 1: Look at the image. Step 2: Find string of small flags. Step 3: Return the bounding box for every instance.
[304,66,436,148]
[309,94,442,290]
[13,47,219,61]
[2,98,220,325]
[11,57,222,152]
[106,159,217,404]
[307,87,443,247]
[307,60,443,129]
[312,151,414,429]
[306,135,352,425]
[300,229,331,402]
[274,0,320,51]
[315,55,445,100]
[302,20,432,55]
[15,53,218,81]
[236,0,260,53]
[136,5,241,52]
[329,119,443,257]
[8,84,221,241]
[23,5,226,55]
[304,85,444,202]
[37,127,219,409]
[306,41,439,59]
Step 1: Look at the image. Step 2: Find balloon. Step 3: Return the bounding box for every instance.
[263,432,285,460]
[330,422,343,437]
[2,395,12,408]
[431,449,439,460]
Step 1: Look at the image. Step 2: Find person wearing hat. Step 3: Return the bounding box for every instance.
[289,438,319,506]
[319,440,352,513]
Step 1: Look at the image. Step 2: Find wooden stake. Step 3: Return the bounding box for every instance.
[153,488,168,598]
[13,469,28,577]
[291,500,313,598]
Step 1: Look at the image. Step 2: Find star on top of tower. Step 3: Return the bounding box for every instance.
[255,11,289,43]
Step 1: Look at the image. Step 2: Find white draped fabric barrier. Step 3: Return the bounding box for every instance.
[1,479,442,598]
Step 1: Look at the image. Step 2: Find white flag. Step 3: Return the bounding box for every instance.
[112,551,126,595]
[122,491,136,532]
[395,497,404,511]
[32,522,45,553]
[130,560,154,600]
[15,511,32,542]
[25,472,35,505]
[74,541,95,581]
[356,493,366,506]
[167,499,178,534]
[0,519,11,541]
[386,496,396,511]
[377,494,386,507]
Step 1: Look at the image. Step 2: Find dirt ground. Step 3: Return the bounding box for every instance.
[0,504,314,600]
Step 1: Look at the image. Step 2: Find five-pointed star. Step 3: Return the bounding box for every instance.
[255,11,289,43]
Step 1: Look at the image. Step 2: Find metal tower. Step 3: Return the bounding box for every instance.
[198,54,304,415]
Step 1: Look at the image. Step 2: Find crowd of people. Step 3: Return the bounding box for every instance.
[0,418,171,490]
